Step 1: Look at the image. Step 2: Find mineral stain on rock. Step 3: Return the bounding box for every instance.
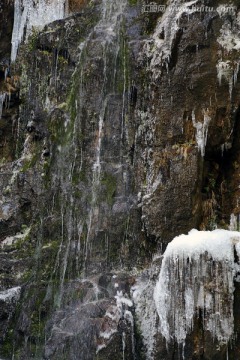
[1,0,240,359]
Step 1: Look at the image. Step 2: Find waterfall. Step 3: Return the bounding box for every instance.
[11,0,67,62]
[38,0,129,298]
[79,0,127,271]
[154,229,240,355]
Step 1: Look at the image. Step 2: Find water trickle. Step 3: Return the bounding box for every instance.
[80,0,127,272]
[122,331,126,360]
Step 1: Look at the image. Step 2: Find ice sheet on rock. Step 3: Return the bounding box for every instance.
[143,0,198,78]
[0,286,21,303]
[131,267,160,360]
[11,0,66,62]
[1,227,30,248]
[216,6,240,97]
[96,289,134,355]
[154,229,240,347]
[115,290,133,308]
[217,8,240,52]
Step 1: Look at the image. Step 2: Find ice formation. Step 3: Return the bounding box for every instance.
[0,286,21,303]
[192,109,211,156]
[216,6,240,97]
[144,0,198,78]
[217,7,240,52]
[154,229,240,348]
[11,0,67,62]
[96,289,134,355]
[0,93,6,119]
[132,277,158,360]
[1,227,31,248]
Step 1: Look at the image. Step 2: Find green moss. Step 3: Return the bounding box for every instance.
[40,49,52,57]
[27,28,39,52]
[129,0,138,5]
[116,24,131,94]
[0,330,14,357]
[58,55,68,65]
[101,172,117,205]
[67,65,81,123]
[21,154,38,172]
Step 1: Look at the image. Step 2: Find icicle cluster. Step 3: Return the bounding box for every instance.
[11,0,67,62]
[154,229,240,347]
[216,5,240,98]
[143,0,198,78]
[192,109,211,156]
[132,275,159,360]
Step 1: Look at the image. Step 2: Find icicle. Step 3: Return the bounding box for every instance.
[221,144,225,157]
[234,62,240,85]
[124,310,136,360]
[0,93,6,119]
[122,331,126,360]
[192,109,211,156]
[216,61,231,86]
[4,67,9,80]
[229,214,238,231]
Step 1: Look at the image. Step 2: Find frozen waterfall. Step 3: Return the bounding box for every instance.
[154,229,240,350]
[11,0,67,62]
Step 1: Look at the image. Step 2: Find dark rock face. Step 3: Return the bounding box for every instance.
[1,0,240,359]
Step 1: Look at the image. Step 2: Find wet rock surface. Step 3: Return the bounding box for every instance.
[1,0,240,359]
